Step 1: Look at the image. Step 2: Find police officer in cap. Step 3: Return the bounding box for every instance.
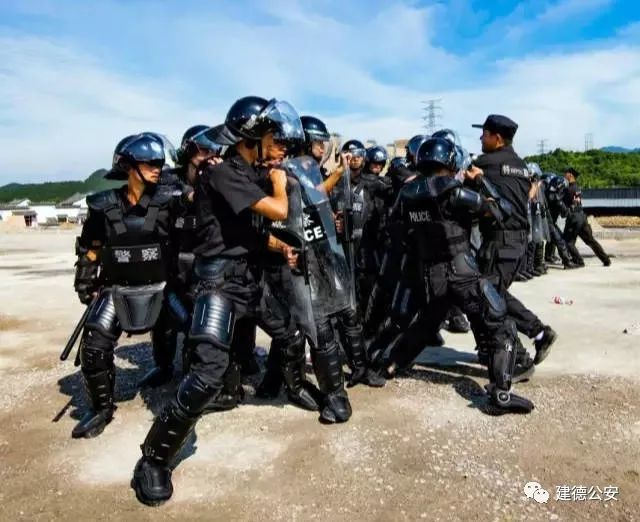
[72,132,183,438]
[469,115,556,366]
[131,96,303,506]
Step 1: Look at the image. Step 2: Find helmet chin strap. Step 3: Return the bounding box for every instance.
[134,164,157,189]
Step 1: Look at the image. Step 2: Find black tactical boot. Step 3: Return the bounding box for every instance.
[139,365,174,388]
[283,355,321,411]
[513,345,535,383]
[486,384,534,413]
[444,313,471,333]
[320,389,352,424]
[72,369,116,439]
[312,344,352,423]
[131,401,198,506]
[203,361,243,413]
[344,332,385,388]
[534,326,557,365]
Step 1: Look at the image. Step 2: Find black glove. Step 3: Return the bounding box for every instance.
[74,256,99,305]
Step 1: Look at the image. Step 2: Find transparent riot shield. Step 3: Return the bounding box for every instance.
[531,201,544,243]
[282,156,356,340]
[266,173,316,344]
[325,161,357,310]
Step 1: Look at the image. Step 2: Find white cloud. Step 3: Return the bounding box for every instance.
[0,0,638,184]
[0,35,217,182]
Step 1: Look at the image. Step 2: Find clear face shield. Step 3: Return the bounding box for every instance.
[454,145,472,181]
[191,128,226,159]
[310,138,333,165]
[260,99,305,143]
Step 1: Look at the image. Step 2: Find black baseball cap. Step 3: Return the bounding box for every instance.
[472,114,518,140]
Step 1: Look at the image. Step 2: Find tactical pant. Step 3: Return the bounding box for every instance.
[563,211,610,265]
[259,263,311,393]
[80,290,178,411]
[478,230,544,338]
[386,255,520,392]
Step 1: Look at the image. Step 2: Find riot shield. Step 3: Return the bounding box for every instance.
[531,201,545,243]
[267,173,316,344]
[326,160,357,310]
[538,189,551,241]
[282,156,356,342]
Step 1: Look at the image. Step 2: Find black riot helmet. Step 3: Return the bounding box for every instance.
[178,124,225,165]
[431,128,459,144]
[416,137,457,175]
[300,115,332,163]
[301,115,330,144]
[341,139,367,158]
[405,134,429,166]
[106,132,166,181]
[366,145,388,166]
[205,96,304,148]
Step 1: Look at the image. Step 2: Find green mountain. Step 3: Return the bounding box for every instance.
[524,148,640,188]
[0,170,122,203]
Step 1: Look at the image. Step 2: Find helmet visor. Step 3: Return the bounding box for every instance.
[122,134,165,163]
[260,99,304,142]
[191,128,226,157]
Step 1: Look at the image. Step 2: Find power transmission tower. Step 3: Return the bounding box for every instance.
[584,133,594,151]
[536,139,548,155]
[422,99,442,134]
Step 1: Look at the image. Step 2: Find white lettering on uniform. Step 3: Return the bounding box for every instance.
[409,210,430,223]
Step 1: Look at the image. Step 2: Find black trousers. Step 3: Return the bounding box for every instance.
[478,230,544,338]
[563,211,609,265]
[387,260,514,373]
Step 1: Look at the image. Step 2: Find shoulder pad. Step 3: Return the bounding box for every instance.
[86,189,120,211]
[429,175,462,196]
[150,185,176,205]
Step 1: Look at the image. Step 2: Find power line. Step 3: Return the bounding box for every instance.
[536,139,548,155]
[422,99,443,134]
[584,133,594,151]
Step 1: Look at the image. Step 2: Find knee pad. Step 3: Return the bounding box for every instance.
[176,372,220,416]
[79,332,115,371]
[85,290,120,340]
[338,308,363,338]
[479,279,506,324]
[281,329,306,360]
[189,292,235,350]
[316,319,337,352]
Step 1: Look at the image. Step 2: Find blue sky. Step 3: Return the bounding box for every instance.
[1,0,639,183]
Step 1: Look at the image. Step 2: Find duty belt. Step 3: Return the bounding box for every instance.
[485,229,528,243]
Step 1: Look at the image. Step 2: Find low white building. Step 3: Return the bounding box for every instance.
[0,194,88,227]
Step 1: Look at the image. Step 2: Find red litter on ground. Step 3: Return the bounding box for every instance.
[552,296,574,305]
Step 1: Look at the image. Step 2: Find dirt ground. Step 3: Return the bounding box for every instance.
[1,229,639,522]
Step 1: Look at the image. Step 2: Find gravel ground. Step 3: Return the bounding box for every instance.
[1,229,639,521]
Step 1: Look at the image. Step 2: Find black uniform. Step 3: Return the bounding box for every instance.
[383,171,532,411]
[73,184,181,438]
[471,146,546,339]
[563,182,610,266]
[543,175,575,266]
[350,169,393,310]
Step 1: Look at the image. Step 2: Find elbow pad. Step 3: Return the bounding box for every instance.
[451,187,484,213]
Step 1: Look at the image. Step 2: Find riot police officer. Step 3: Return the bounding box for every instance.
[562,167,611,267]
[542,173,578,268]
[383,137,534,413]
[469,115,556,366]
[136,127,223,389]
[72,132,182,439]
[131,96,304,506]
